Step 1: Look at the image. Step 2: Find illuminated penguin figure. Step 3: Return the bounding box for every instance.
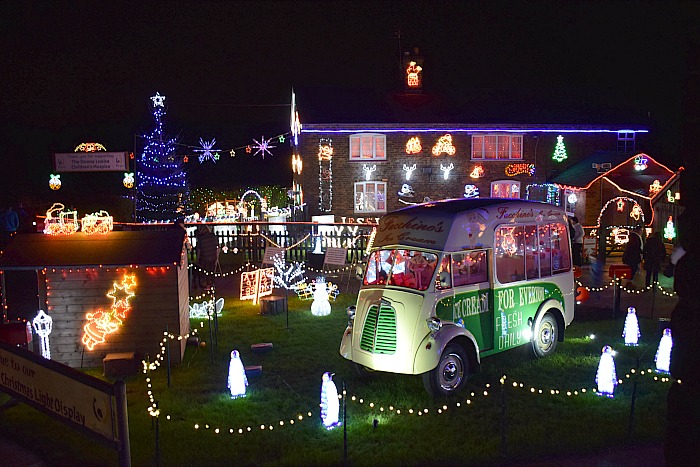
[227,350,248,399]
[320,372,340,429]
[595,345,617,398]
[655,328,673,374]
[311,277,332,317]
[622,307,641,346]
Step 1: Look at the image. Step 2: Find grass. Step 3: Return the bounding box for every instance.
[0,290,671,466]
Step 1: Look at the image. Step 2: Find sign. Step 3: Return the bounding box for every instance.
[583,237,597,260]
[263,247,285,265]
[0,341,116,442]
[323,247,347,266]
[240,268,274,305]
[54,152,129,172]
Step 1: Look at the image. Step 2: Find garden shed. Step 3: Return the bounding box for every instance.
[0,229,190,368]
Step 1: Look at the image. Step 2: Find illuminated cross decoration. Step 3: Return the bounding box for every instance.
[195,138,221,163]
[150,92,166,107]
[362,164,377,181]
[402,163,417,180]
[251,135,276,159]
[107,275,136,309]
[440,163,454,180]
[32,310,53,359]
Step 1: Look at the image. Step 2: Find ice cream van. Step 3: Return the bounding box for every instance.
[340,198,575,396]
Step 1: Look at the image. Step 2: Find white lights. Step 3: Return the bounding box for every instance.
[622,307,640,346]
[402,163,417,181]
[463,184,479,198]
[32,310,53,359]
[595,345,617,398]
[440,163,454,180]
[320,372,340,429]
[655,329,673,374]
[227,350,248,399]
[150,92,166,107]
[362,164,377,181]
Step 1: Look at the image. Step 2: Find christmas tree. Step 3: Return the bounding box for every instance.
[135,92,189,222]
[552,135,568,162]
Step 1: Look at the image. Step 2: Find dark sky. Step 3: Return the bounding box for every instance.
[2,0,699,208]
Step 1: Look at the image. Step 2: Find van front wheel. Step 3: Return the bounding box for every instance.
[532,312,558,358]
[423,344,469,396]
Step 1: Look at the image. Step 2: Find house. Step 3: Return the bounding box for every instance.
[0,230,190,368]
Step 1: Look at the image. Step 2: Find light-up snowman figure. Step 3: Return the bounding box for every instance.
[311,277,333,316]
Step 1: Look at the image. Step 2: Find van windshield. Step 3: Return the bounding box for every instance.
[363,249,439,291]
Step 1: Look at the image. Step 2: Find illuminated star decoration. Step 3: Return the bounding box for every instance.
[107,275,137,309]
[230,149,236,158]
[150,92,166,107]
[195,138,221,163]
[251,136,276,159]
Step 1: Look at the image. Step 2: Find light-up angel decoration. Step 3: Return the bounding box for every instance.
[295,277,339,316]
[32,310,53,359]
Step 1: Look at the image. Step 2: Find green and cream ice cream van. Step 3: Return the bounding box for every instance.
[340,198,575,396]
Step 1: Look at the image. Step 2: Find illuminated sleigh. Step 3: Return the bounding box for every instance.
[43,203,79,235]
[81,210,114,235]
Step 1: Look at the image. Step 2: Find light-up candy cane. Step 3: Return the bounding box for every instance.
[403,163,417,181]
[32,310,53,359]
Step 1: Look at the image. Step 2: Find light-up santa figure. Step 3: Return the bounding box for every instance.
[622,307,640,346]
[32,310,53,359]
[311,277,332,316]
[655,328,673,374]
[596,345,617,398]
[227,350,248,399]
[320,372,340,429]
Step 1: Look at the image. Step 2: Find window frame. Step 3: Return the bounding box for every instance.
[471,134,523,160]
[617,131,636,152]
[349,133,387,161]
[491,180,521,199]
[354,181,387,214]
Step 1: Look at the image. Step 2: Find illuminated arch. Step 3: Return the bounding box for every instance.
[595,196,646,228]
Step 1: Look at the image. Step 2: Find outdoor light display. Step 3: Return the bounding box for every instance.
[622,307,640,346]
[362,164,377,181]
[240,268,274,305]
[268,254,306,292]
[405,61,422,88]
[318,139,333,212]
[250,135,276,159]
[195,138,221,163]
[403,163,417,180]
[616,198,625,212]
[123,172,134,188]
[81,210,114,235]
[666,190,675,203]
[227,350,248,399]
[292,154,303,174]
[43,203,79,235]
[32,310,53,360]
[74,142,107,152]
[320,372,340,429]
[405,137,422,154]
[463,184,479,198]
[189,297,224,319]
[630,204,642,221]
[296,277,339,316]
[49,174,62,190]
[440,163,454,180]
[135,92,189,222]
[664,216,676,241]
[432,134,456,156]
[82,274,137,351]
[649,180,662,196]
[470,165,484,178]
[552,135,567,162]
[655,328,672,374]
[595,345,617,398]
[398,184,415,197]
[505,163,535,177]
[633,155,648,171]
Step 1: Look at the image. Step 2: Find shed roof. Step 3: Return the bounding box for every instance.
[0,230,186,270]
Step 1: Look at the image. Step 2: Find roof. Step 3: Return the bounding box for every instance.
[550,152,678,194]
[0,230,186,270]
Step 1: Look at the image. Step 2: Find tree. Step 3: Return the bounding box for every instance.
[135,92,189,222]
[552,135,568,163]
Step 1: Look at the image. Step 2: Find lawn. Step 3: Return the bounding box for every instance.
[0,287,671,466]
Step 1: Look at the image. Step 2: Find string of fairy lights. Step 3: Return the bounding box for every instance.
[577,278,677,297]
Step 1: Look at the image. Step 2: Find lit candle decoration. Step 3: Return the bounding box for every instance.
[320,372,340,429]
[655,328,673,374]
[622,307,640,346]
[32,310,53,359]
[595,345,617,398]
[227,350,248,399]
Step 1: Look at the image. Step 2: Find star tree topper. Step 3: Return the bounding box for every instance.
[151,92,166,107]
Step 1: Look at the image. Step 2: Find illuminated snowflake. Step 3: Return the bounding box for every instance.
[195,138,221,163]
[251,135,276,159]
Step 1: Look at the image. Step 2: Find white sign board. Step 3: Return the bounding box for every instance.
[0,342,116,441]
[263,246,286,265]
[324,247,347,266]
[54,152,129,172]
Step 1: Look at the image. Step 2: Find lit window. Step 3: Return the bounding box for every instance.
[354,181,387,213]
[564,189,578,214]
[491,180,521,199]
[350,134,386,161]
[472,134,522,160]
[617,131,636,152]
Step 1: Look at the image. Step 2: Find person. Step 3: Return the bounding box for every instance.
[642,231,665,288]
[570,216,584,266]
[622,225,643,284]
[664,208,700,465]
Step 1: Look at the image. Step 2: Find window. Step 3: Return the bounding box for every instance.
[350,134,386,160]
[495,226,525,284]
[452,250,488,287]
[364,249,438,291]
[564,189,577,215]
[491,180,521,199]
[472,134,522,160]
[617,131,635,152]
[354,182,387,213]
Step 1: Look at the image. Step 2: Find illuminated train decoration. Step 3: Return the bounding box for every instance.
[43,203,113,235]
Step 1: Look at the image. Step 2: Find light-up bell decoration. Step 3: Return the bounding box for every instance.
[595,345,617,398]
[320,372,340,429]
[123,172,134,189]
[81,210,113,235]
[655,328,673,374]
[49,174,61,190]
[227,350,248,399]
[470,165,484,179]
[622,307,640,346]
[432,134,456,156]
[32,310,53,360]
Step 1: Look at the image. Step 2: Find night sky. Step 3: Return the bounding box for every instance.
[2,1,699,212]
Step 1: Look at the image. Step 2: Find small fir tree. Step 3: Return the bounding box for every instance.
[552,135,568,162]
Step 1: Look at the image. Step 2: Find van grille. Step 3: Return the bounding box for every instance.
[359,304,397,354]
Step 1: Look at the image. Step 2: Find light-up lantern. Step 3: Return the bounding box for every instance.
[622,307,640,346]
[123,172,134,189]
[49,174,61,190]
[405,137,422,154]
[320,372,340,429]
[32,310,53,359]
[432,134,456,156]
[596,345,617,398]
[664,216,676,241]
[440,163,454,180]
[403,163,417,181]
[227,350,248,399]
[655,328,673,374]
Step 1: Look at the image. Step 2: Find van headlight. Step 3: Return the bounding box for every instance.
[346,306,356,327]
[427,317,442,334]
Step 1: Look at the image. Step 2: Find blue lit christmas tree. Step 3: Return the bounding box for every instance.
[135,92,189,222]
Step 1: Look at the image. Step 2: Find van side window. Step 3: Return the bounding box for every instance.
[538,224,552,277]
[496,226,525,283]
[452,250,488,286]
[550,222,571,273]
[436,255,452,289]
[525,224,539,279]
